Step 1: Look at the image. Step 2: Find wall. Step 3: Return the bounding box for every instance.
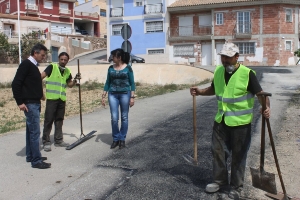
[168,3,300,66]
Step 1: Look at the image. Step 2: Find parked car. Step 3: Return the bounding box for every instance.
[75,29,88,35]
[108,54,145,63]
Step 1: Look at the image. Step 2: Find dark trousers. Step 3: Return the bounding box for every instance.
[212,121,251,189]
[42,99,66,144]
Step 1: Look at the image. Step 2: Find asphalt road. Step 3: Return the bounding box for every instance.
[68,49,107,66]
[0,66,299,200]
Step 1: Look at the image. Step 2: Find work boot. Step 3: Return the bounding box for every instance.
[228,187,241,199]
[43,142,51,152]
[205,183,220,193]
[54,141,70,147]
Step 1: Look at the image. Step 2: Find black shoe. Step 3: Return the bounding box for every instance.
[110,141,119,149]
[27,157,47,162]
[32,161,51,169]
[119,140,125,149]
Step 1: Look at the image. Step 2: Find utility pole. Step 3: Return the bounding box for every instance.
[17,0,21,64]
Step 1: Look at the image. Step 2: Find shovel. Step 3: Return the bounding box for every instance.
[250,92,277,194]
[183,92,198,165]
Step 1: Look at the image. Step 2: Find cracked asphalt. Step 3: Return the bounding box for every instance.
[0,66,299,200]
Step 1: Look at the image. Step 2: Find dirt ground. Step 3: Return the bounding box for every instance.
[0,87,104,133]
[264,90,300,199]
[242,89,300,200]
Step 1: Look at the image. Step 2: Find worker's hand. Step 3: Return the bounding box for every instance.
[260,106,271,119]
[190,87,199,96]
[130,98,134,108]
[19,104,28,112]
[75,73,81,80]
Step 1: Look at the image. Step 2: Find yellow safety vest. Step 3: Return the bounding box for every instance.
[214,64,255,126]
[45,63,70,101]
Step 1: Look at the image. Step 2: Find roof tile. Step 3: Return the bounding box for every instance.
[169,0,263,8]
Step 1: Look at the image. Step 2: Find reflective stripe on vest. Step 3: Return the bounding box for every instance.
[46,81,67,88]
[45,63,70,101]
[214,64,255,126]
[216,93,254,103]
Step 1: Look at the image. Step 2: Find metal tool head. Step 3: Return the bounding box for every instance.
[250,167,277,194]
[182,154,198,166]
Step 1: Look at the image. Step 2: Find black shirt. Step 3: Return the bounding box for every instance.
[211,67,262,95]
[44,64,72,82]
[12,59,43,105]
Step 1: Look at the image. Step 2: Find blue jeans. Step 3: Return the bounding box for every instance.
[212,121,251,188]
[108,92,130,141]
[24,103,42,166]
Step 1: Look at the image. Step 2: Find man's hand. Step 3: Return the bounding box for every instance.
[260,106,271,119]
[190,87,199,96]
[41,93,46,101]
[75,73,81,80]
[18,104,28,112]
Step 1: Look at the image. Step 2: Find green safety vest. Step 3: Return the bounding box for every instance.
[45,63,71,101]
[214,64,255,126]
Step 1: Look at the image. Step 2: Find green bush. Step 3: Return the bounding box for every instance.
[294,49,300,57]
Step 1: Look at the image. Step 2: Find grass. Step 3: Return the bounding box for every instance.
[135,79,211,98]
[0,82,11,89]
[0,78,212,134]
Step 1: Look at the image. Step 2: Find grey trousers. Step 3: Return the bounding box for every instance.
[212,121,251,188]
[42,99,66,144]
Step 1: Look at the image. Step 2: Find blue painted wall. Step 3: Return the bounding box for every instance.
[109,0,166,56]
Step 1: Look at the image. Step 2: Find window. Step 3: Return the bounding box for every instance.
[148,49,164,54]
[146,21,163,33]
[216,13,223,25]
[236,42,255,54]
[100,9,106,17]
[26,0,35,5]
[135,0,143,6]
[112,24,125,35]
[285,41,292,51]
[173,45,194,57]
[59,3,68,10]
[286,9,292,22]
[237,11,251,34]
[44,1,52,9]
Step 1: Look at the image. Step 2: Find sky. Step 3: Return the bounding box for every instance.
[77,0,85,4]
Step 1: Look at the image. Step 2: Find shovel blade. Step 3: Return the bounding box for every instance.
[182,154,198,165]
[250,167,277,194]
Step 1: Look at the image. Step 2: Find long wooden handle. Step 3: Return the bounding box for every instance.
[77,59,84,136]
[266,118,287,195]
[260,95,266,171]
[193,95,197,164]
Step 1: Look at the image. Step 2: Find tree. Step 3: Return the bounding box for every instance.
[294,48,300,65]
[8,32,46,63]
[0,33,10,63]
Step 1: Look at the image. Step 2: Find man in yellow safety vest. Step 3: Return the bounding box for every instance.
[41,52,80,152]
[190,42,271,199]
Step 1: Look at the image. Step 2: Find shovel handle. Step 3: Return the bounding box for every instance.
[260,95,267,171]
[193,95,197,164]
[266,118,287,195]
[77,59,84,137]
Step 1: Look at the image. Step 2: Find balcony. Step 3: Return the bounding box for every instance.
[74,11,99,20]
[168,25,212,41]
[144,3,163,19]
[25,4,38,15]
[110,7,123,21]
[59,9,71,18]
[233,22,252,39]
